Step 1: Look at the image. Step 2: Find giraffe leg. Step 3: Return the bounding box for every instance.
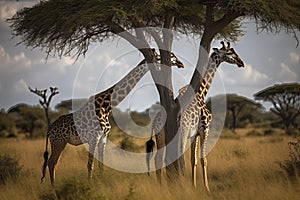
[97,133,107,172]
[87,138,99,179]
[191,134,200,189]
[48,139,67,186]
[200,126,210,194]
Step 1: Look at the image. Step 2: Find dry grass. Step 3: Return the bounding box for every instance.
[0,130,299,200]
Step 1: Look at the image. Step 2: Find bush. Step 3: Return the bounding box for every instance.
[246,129,263,137]
[279,138,300,179]
[119,137,138,152]
[0,154,22,184]
[286,128,300,137]
[40,177,105,200]
[263,128,276,136]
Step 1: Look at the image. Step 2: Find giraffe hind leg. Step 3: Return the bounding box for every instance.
[48,139,67,186]
[200,126,210,194]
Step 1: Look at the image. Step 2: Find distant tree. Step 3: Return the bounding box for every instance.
[55,98,87,113]
[207,94,263,132]
[0,112,17,137]
[29,87,59,128]
[8,104,46,138]
[254,83,300,133]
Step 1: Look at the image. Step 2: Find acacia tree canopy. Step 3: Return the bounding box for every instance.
[254,82,300,131]
[8,0,300,59]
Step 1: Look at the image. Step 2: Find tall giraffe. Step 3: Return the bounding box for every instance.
[41,49,184,186]
[147,42,244,192]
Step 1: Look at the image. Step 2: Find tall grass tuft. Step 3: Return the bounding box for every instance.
[40,177,105,200]
[279,138,300,180]
[0,154,22,184]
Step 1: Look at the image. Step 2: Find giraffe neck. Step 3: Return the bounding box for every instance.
[93,59,149,111]
[196,53,221,101]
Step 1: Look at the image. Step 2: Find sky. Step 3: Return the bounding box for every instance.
[0,1,299,112]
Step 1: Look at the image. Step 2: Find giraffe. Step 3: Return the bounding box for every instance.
[146,42,244,193]
[41,49,184,186]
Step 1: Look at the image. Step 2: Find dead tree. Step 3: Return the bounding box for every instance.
[28,87,59,128]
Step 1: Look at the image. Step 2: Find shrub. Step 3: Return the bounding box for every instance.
[286,128,300,137]
[0,154,22,184]
[231,145,249,159]
[263,128,276,136]
[40,177,105,200]
[279,138,300,179]
[246,129,263,137]
[119,137,138,152]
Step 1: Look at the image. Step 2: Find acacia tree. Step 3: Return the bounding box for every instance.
[207,94,263,132]
[254,83,300,133]
[225,94,262,132]
[9,0,300,177]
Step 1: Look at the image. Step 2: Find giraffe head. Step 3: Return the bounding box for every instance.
[212,41,244,68]
[152,48,184,68]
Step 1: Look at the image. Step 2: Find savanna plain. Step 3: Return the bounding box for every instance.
[0,128,299,200]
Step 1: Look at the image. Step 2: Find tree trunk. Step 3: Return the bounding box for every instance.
[231,109,236,132]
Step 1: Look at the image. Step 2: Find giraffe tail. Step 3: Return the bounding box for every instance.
[41,134,49,183]
[145,134,155,175]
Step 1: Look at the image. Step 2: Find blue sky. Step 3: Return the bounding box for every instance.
[0,1,299,112]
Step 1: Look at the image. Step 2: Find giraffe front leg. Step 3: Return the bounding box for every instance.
[191,134,200,189]
[200,125,210,194]
[97,133,107,172]
[87,138,99,179]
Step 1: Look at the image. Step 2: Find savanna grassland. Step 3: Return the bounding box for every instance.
[0,128,299,200]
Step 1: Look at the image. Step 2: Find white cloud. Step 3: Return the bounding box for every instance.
[289,52,300,63]
[13,79,28,94]
[279,62,297,81]
[241,64,269,83]
[0,46,31,70]
[0,1,36,20]
[219,63,269,85]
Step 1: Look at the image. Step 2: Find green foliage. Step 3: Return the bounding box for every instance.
[55,99,87,113]
[254,83,300,132]
[263,128,276,136]
[130,111,150,126]
[0,154,22,184]
[207,93,263,131]
[40,177,104,200]
[279,139,300,180]
[119,137,138,152]
[5,103,65,138]
[246,129,263,137]
[0,113,17,137]
[10,0,300,59]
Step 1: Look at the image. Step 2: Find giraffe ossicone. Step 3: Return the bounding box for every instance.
[40,49,184,186]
